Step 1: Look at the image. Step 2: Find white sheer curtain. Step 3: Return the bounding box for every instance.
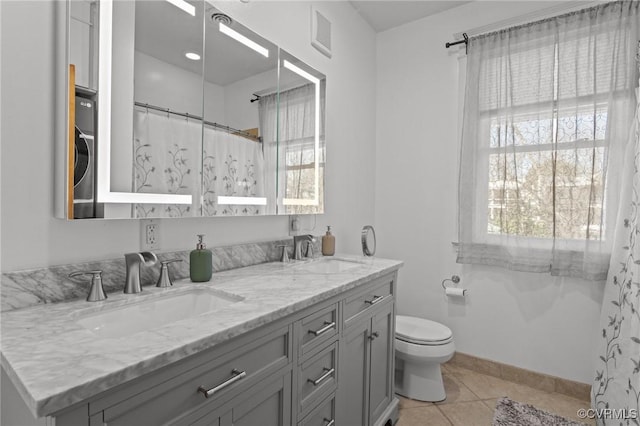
[258,90,278,215]
[457,1,640,281]
[133,107,201,218]
[259,83,326,215]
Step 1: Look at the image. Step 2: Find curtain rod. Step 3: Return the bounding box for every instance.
[134,101,262,143]
[445,1,603,53]
[445,33,468,53]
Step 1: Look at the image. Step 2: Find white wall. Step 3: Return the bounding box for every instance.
[375,1,604,384]
[0,1,376,271]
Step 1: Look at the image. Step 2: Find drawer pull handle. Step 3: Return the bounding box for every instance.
[369,331,380,341]
[365,295,384,305]
[324,419,335,426]
[308,367,335,386]
[309,321,336,336]
[198,369,247,398]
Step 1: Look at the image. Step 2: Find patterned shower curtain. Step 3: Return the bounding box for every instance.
[592,51,640,425]
[133,106,201,218]
[201,124,266,216]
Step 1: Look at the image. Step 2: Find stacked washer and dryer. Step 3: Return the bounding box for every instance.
[73,93,102,219]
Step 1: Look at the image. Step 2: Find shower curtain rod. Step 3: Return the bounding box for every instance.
[134,101,262,143]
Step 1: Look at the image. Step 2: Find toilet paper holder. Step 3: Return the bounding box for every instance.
[442,275,467,296]
[441,275,461,290]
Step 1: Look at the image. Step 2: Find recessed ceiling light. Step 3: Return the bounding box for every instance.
[185,52,201,61]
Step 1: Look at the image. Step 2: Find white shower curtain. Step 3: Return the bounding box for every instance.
[133,107,201,218]
[201,125,266,216]
[591,49,640,424]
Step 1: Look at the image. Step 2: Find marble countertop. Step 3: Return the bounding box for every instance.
[1,254,402,418]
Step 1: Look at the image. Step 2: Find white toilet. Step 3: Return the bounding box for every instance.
[395,315,455,402]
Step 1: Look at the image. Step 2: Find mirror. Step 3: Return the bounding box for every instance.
[276,50,326,215]
[200,7,278,217]
[56,0,325,219]
[361,225,376,257]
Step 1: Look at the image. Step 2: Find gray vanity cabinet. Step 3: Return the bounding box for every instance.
[44,271,398,426]
[189,370,292,426]
[86,322,292,426]
[338,275,396,426]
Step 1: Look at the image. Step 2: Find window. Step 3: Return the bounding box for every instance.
[457,2,638,280]
[484,106,608,241]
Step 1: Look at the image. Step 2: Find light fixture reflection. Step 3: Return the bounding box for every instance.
[165,0,195,16]
[219,23,269,58]
[218,196,268,206]
[185,52,201,60]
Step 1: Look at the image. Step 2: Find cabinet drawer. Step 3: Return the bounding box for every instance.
[98,325,291,426]
[298,393,335,426]
[344,274,394,328]
[298,341,338,417]
[297,303,338,360]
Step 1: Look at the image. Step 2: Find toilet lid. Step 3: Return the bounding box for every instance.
[396,315,453,345]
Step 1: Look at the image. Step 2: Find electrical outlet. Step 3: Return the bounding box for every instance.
[141,219,159,250]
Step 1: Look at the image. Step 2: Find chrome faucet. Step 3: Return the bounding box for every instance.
[124,252,158,293]
[293,235,314,260]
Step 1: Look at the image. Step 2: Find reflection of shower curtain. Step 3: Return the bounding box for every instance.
[201,125,266,216]
[591,57,640,424]
[133,107,201,218]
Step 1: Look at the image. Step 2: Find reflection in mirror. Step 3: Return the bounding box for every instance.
[131,0,205,218]
[274,50,326,215]
[97,0,194,217]
[201,7,278,216]
[59,0,326,219]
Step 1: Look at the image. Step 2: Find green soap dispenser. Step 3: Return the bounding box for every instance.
[190,234,212,282]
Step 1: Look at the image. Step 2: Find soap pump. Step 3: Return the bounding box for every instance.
[322,226,335,256]
[190,234,213,282]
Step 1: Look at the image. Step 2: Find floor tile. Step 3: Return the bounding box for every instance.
[438,400,494,426]
[454,369,550,403]
[397,406,452,426]
[398,395,433,409]
[441,362,469,375]
[481,398,499,411]
[434,374,480,405]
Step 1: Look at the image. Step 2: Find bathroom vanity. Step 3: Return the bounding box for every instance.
[1,256,402,426]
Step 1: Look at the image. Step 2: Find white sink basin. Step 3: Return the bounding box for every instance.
[294,258,363,274]
[75,288,243,338]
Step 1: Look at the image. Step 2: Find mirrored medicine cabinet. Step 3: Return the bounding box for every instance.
[54,0,326,220]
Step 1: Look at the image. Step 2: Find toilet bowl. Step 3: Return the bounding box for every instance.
[395,315,455,402]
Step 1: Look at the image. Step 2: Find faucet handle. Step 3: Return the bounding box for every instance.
[277,245,290,263]
[305,239,315,258]
[156,259,182,288]
[69,270,107,302]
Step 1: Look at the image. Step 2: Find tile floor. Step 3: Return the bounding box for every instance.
[397,363,594,426]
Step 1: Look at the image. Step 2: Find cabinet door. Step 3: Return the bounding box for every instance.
[339,319,370,426]
[220,371,292,426]
[368,302,394,424]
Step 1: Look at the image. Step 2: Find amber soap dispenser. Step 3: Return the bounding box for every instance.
[322,226,336,256]
[190,234,212,282]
